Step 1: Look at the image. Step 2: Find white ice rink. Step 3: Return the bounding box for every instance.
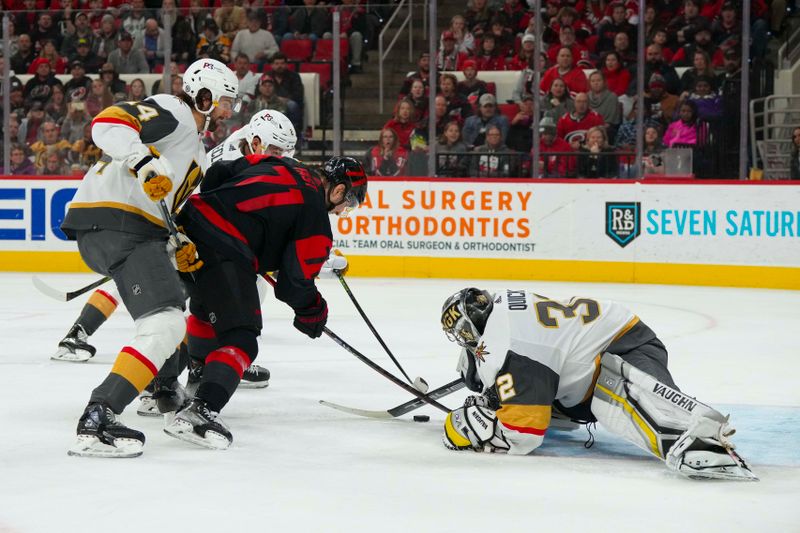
[0,273,798,532]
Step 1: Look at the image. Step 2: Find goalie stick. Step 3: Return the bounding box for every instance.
[320,377,466,419]
[32,275,111,302]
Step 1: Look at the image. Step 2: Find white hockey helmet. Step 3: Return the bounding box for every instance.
[246,109,297,158]
[183,58,241,115]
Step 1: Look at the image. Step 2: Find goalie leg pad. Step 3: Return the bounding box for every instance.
[591,353,727,459]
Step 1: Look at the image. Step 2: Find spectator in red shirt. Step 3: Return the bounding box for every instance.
[547,26,592,67]
[540,47,589,98]
[472,34,506,71]
[437,31,468,71]
[508,33,537,71]
[601,51,631,96]
[557,92,606,148]
[537,116,575,177]
[365,127,409,176]
[383,99,417,149]
[544,6,594,44]
[485,16,515,58]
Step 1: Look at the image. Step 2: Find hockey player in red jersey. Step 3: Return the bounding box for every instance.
[63,58,240,458]
[440,288,757,481]
[162,155,367,449]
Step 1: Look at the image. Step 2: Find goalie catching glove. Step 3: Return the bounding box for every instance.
[318,249,348,278]
[167,230,203,273]
[126,145,173,202]
[443,398,510,453]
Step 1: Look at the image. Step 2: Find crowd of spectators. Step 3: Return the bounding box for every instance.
[375,0,787,178]
[0,0,383,174]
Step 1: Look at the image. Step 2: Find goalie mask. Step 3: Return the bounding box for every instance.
[441,288,494,349]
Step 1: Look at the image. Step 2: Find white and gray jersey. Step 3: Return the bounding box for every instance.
[62,94,206,237]
[474,289,638,454]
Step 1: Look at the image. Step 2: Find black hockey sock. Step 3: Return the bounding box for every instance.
[196,361,240,412]
[76,289,118,336]
[90,373,140,415]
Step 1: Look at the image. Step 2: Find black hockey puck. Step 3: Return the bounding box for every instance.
[413,415,430,422]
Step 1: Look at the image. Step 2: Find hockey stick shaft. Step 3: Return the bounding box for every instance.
[320,327,449,413]
[319,377,466,419]
[32,275,112,302]
[262,274,450,413]
[335,272,417,386]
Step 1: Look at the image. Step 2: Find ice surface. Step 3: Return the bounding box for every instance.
[1,274,798,532]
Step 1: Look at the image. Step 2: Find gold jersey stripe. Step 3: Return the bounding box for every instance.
[94,106,142,132]
[87,289,118,319]
[496,403,552,432]
[67,201,166,228]
[612,316,641,342]
[111,351,157,391]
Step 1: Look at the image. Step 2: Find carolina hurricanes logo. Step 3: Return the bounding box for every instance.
[473,341,490,363]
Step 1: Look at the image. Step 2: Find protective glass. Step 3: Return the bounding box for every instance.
[338,190,361,218]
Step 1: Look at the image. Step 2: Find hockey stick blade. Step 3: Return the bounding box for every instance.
[319,378,466,419]
[32,275,111,302]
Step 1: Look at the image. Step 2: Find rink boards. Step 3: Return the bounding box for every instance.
[1,175,798,289]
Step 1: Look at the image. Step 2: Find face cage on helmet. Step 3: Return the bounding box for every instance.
[443,313,480,349]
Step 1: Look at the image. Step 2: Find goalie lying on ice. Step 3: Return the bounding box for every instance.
[440,288,757,481]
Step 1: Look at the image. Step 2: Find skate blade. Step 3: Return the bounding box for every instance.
[163,419,231,450]
[678,463,759,482]
[51,349,93,363]
[238,380,270,389]
[136,398,162,417]
[67,435,143,458]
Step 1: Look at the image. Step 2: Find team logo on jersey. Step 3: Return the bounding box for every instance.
[606,202,641,248]
[473,341,490,363]
[131,284,142,296]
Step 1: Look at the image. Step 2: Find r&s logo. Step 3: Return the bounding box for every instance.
[606,202,641,248]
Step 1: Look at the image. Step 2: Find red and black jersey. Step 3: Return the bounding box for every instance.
[177,155,332,312]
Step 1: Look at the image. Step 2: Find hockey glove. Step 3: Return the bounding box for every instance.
[167,231,204,273]
[293,293,328,339]
[126,146,173,202]
[318,249,348,278]
[442,405,510,453]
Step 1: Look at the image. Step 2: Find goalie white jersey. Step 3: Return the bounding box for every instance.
[62,94,207,238]
[474,290,638,452]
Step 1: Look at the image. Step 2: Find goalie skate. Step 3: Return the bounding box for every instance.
[666,418,758,481]
[52,324,96,362]
[68,403,145,458]
[164,399,232,450]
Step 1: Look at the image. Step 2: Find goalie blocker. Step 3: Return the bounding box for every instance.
[440,288,757,481]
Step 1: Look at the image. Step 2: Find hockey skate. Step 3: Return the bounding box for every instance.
[164,399,232,450]
[68,403,145,458]
[51,324,97,362]
[137,379,189,417]
[239,364,270,389]
[665,417,758,481]
[186,359,270,393]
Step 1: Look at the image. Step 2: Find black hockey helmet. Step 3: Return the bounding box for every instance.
[441,288,494,348]
[322,156,368,215]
